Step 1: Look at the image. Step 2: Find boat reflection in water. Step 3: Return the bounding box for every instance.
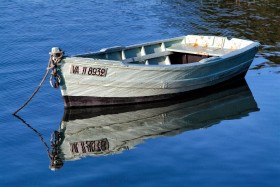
[50,79,259,170]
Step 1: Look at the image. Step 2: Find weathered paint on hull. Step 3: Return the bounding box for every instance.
[63,71,247,108]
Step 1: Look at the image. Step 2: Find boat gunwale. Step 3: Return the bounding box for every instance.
[72,36,186,57]
[71,35,259,58]
[62,42,259,72]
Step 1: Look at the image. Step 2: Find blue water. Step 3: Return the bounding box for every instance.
[0,0,280,186]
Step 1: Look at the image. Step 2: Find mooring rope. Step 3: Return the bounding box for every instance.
[13,61,51,115]
[13,48,64,115]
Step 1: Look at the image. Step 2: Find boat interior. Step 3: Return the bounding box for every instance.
[76,35,253,65]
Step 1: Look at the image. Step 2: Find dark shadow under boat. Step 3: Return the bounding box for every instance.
[50,78,259,170]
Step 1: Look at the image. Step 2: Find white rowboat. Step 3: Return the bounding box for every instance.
[56,35,260,107]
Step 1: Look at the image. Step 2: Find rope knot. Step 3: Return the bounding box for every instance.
[49,47,64,89]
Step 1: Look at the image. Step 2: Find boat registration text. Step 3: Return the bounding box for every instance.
[70,65,108,77]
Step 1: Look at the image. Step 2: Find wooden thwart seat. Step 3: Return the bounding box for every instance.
[123,51,173,64]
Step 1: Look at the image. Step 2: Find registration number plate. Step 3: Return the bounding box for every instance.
[70,65,108,77]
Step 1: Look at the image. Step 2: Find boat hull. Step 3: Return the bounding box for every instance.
[58,35,259,107]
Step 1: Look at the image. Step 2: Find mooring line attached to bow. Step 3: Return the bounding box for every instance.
[13,48,64,115]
